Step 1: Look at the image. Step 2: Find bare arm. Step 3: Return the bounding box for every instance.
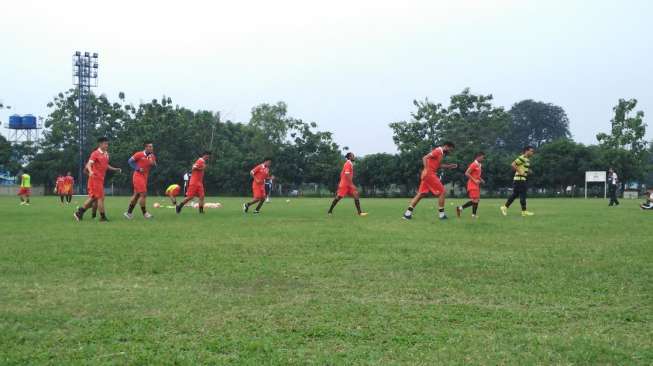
[442,163,458,169]
[85,160,95,177]
[465,165,477,184]
[107,165,122,173]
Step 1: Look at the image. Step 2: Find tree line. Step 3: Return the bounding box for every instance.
[1,88,649,196]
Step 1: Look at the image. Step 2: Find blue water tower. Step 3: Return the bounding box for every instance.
[21,115,37,129]
[9,115,22,129]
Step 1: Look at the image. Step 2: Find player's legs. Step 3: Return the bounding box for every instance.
[66,192,72,203]
[519,185,527,211]
[168,194,177,205]
[96,198,108,221]
[74,196,96,220]
[328,196,343,214]
[404,192,426,219]
[254,198,265,213]
[198,196,205,214]
[436,191,448,219]
[138,193,148,216]
[352,190,365,215]
[126,192,140,217]
[59,194,64,204]
[176,195,194,213]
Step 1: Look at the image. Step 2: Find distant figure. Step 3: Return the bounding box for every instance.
[607,168,620,206]
[18,172,31,205]
[183,171,191,194]
[55,174,66,204]
[265,178,273,202]
[63,171,74,204]
[641,189,653,210]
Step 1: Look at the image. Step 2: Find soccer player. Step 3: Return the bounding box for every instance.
[243,158,274,214]
[124,142,157,219]
[641,189,653,210]
[63,171,74,204]
[165,184,181,205]
[456,152,485,218]
[328,152,367,216]
[500,146,535,217]
[73,137,122,222]
[17,172,31,205]
[176,151,211,214]
[403,142,457,220]
[55,174,66,204]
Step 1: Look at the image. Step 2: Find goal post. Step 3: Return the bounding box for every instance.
[585,171,607,199]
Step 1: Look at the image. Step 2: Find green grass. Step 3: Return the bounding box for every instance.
[1,196,652,365]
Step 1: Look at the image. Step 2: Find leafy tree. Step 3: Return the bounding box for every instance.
[507,100,571,151]
[596,98,648,182]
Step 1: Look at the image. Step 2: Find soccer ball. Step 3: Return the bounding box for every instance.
[153,202,161,208]
[286,199,291,203]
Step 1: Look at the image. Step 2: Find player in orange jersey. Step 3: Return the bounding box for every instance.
[176,151,212,214]
[456,152,485,218]
[243,158,274,214]
[403,142,457,220]
[124,142,157,219]
[328,152,367,216]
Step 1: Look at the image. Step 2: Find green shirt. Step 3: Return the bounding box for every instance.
[513,155,530,181]
[20,174,31,188]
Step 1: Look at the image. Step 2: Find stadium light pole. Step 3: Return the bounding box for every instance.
[72,51,98,193]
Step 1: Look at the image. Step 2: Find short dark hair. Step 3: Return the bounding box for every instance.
[263,157,272,162]
[523,145,535,152]
[345,152,354,160]
[143,141,153,146]
[442,141,455,148]
[97,137,108,143]
[201,151,212,156]
[475,151,485,158]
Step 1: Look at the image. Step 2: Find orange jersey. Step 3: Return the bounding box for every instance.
[425,147,444,175]
[189,158,206,186]
[55,176,65,191]
[131,151,156,178]
[339,160,354,187]
[251,163,270,184]
[467,160,482,187]
[89,148,110,180]
[64,175,74,186]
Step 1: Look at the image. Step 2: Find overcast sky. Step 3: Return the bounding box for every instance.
[1,0,651,154]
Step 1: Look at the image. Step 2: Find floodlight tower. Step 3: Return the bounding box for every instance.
[72,51,98,193]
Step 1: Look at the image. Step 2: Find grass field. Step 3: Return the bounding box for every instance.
[1,196,652,365]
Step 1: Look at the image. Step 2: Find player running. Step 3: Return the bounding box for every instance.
[456,152,485,218]
[55,174,66,204]
[165,184,181,205]
[124,142,157,220]
[63,171,74,204]
[17,172,31,205]
[243,158,274,214]
[328,152,367,216]
[176,151,211,214]
[500,146,536,217]
[73,137,122,222]
[403,142,457,220]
